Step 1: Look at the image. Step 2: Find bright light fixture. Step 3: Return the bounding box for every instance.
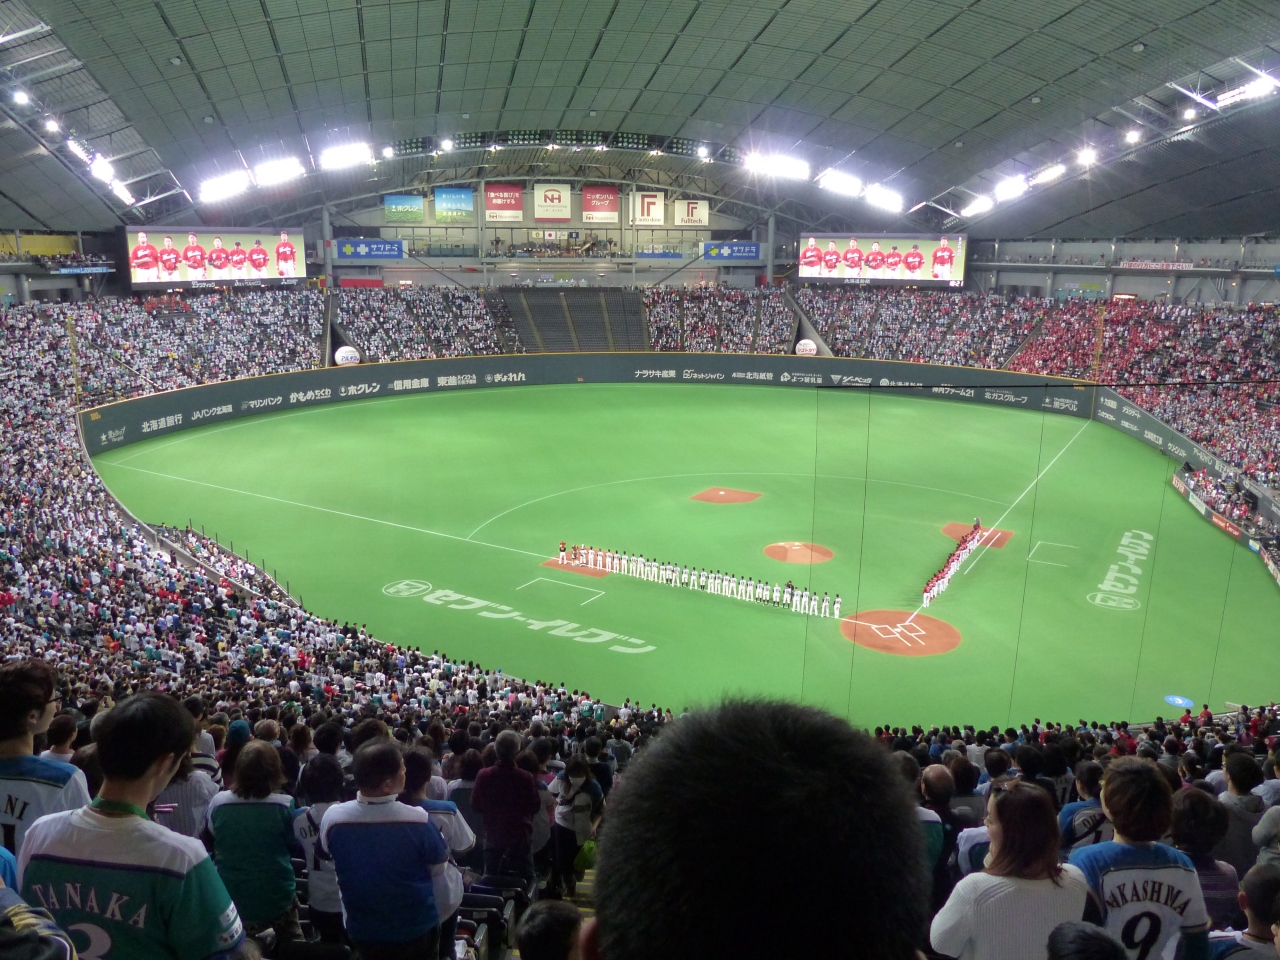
[547,143,558,150]
[696,145,709,158]
[960,195,994,217]
[43,117,59,132]
[994,175,1028,202]
[65,138,89,161]
[594,144,607,151]
[12,90,29,105]
[1029,163,1066,186]
[1124,130,1141,144]
[1217,75,1279,107]
[743,152,809,179]
[110,180,134,205]
[1183,107,1197,120]
[440,138,454,151]
[198,169,251,203]
[863,183,903,212]
[816,168,863,197]
[89,153,115,183]
[254,156,306,186]
[381,146,394,158]
[318,142,373,170]
[1077,147,1098,166]
[489,144,503,151]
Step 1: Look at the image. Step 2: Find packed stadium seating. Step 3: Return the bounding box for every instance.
[642,284,796,353]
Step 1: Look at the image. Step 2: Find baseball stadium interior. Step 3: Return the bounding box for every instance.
[7,2,1280,959]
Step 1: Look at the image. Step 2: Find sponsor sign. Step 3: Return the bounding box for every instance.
[384,194,424,223]
[1210,513,1242,538]
[1119,260,1193,270]
[433,187,473,223]
[1171,474,1188,496]
[336,238,403,259]
[674,199,708,226]
[485,183,524,222]
[534,183,571,221]
[582,186,619,223]
[52,265,112,274]
[1089,530,1154,610]
[631,190,665,226]
[795,338,818,357]
[702,242,761,261]
[334,345,360,366]
[1264,549,1280,588]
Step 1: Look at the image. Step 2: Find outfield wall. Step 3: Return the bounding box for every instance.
[80,351,1279,545]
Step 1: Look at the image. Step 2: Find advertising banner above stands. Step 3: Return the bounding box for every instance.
[433,187,473,223]
[484,184,523,222]
[384,194,424,223]
[674,199,709,226]
[582,185,619,223]
[335,238,403,259]
[1119,260,1195,271]
[53,265,113,274]
[631,190,665,225]
[702,242,762,261]
[127,227,303,289]
[534,183,571,221]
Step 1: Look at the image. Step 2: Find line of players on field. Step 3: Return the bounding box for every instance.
[922,519,984,608]
[129,230,298,283]
[799,236,956,281]
[559,542,843,619]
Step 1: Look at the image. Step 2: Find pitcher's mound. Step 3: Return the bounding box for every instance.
[764,542,834,564]
[690,487,761,503]
[943,523,1013,548]
[541,559,608,578]
[840,609,961,656]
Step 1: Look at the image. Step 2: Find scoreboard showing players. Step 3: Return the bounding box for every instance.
[126,227,305,289]
[797,233,967,288]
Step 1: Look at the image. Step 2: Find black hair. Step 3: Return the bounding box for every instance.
[515,900,582,960]
[95,693,195,781]
[298,754,345,803]
[1047,921,1126,960]
[313,722,344,755]
[0,659,58,740]
[352,739,403,792]
[594,699,928,960]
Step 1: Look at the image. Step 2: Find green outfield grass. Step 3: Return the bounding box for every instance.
[91,383,1280,727]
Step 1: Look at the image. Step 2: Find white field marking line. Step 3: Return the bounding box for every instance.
[1028,540,1078,560]
[962,420,1091,578]
[516,577,605,605]
[111,396,405,464]
[1028,559,1069,567]
[846,618,922,647]
[98,461,549,561]
[467,470,1012,539]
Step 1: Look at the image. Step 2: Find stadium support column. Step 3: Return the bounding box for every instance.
[479,180,487,286]
[322,205,335,291]
[15,272,29,303]
[766,213,776,286]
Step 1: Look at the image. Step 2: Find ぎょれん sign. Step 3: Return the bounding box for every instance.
[582,186,619,223]
[485,184,523,222]
[535,183,571,221]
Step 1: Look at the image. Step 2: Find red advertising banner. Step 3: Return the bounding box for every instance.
[1210,513,1242,538]
[582,185,619,224]
[485,184,523,222]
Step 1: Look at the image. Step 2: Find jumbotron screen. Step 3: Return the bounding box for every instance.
[797,233,966,287]
[126,227,304,289]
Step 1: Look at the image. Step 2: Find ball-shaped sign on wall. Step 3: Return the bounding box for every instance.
[795,338,818,357]
[334,345,361,366]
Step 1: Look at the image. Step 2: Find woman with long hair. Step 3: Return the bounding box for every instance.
[932,781,1088,960]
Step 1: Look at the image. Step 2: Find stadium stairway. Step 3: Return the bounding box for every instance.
[601,289,649,350]
[487,288,650,353]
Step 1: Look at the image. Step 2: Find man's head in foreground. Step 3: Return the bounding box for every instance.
[585,699,929,960]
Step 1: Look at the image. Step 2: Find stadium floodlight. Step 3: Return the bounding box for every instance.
[743,153,809,179]
[381,146,394,158]
[816,168,863,197]
[696,145,709,158]
[594,144,607,151]
[88,153,114,183]
[863,183,904,212]
[318,142,373,170]
[1077,147,1098,166]
[960,195,994,217]
[65,138,89,160]
[254,156,306,187]
[1217,75,1279,108]
[1029,163,1066,186]
[994,175,1028,202]
[1183,107,1197,120]
[547,143,559,150]
[198,169,251,203]
[440,138,454,151]
[11,90,29,105]
[1124,130,1141,144]
[43,117,59,132]
[110,180,134,205]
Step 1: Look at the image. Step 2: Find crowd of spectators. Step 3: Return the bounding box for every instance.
[643,284,796,353]
[0,250,110,268]
[337,287,507,362]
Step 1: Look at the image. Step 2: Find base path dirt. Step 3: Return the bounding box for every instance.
[690,487,761,503]
[840,609,962,656]
[942,522,1013,549]
[764,541,834,564]
[541,558,609,578]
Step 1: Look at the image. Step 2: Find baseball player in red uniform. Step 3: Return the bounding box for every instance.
[799,237,822,274]
[884,245,903,279]
[932,237,956,281]
[129,231,160,282]
[207,237,231,280]
[841,239,863,278]
[821,241,840,276]
[864,241,885,279]
[248,239,270,279]
[182,232,207,280]
[228,241,249,280]
[275,231,297,277]
[158,236,181,283]
[903,243,924,279]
